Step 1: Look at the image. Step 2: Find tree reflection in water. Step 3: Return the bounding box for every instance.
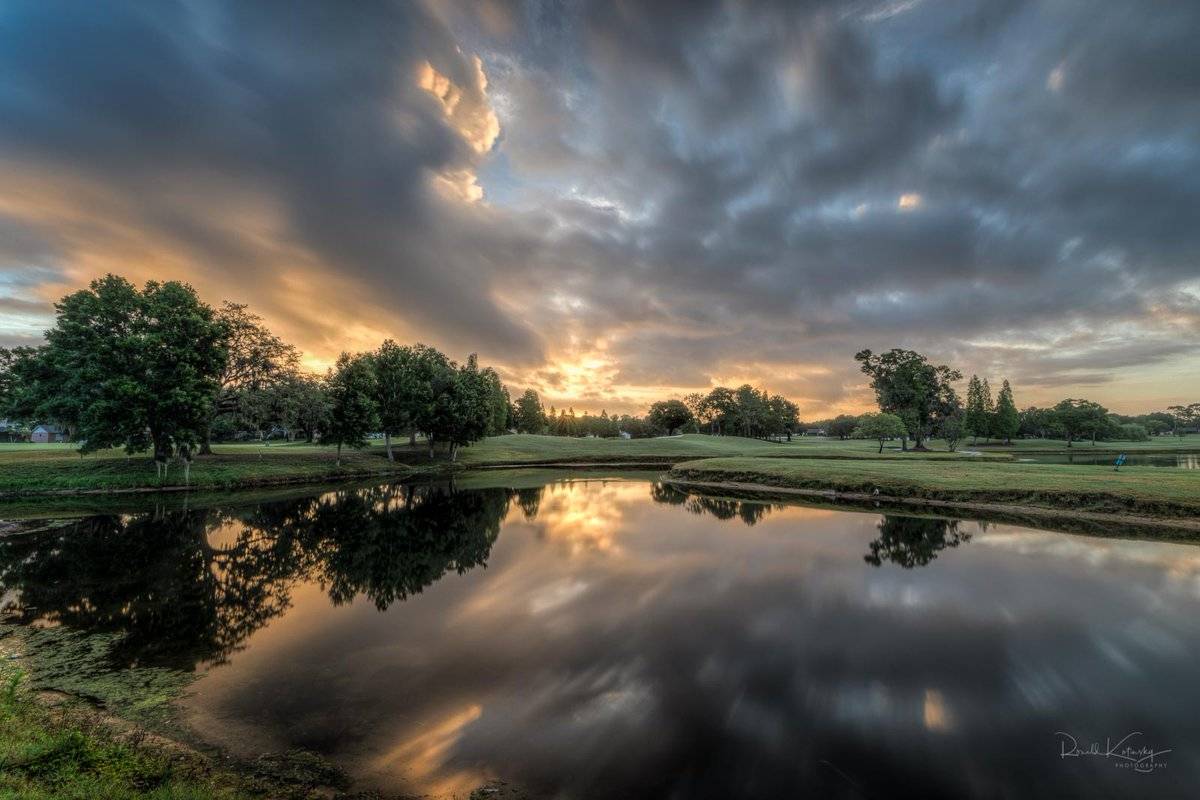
[0,484,517,669]
[651,483,780,526]
[864,515,972,568]
[1,483,979,674]
[651,485,973,567]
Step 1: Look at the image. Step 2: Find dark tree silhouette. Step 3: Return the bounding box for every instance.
[863,515,972,568]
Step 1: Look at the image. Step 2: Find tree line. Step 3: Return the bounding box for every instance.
[2,276,1195,463]
[850,348,1198,451]
[509,385,800,441]
[0,275,510,471]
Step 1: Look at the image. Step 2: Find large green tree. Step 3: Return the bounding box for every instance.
[828,414,860,440]
[425,355,494,460]
[1167,404,1200,437]
[514,388,546,433]
[964,375,985,443]
[700,387,738,435]
[853,412,908,453]
[324,352,379,464]
[767,394,800,441]
[201,302,297,453]
[1051,398,1108,447]
[648,399,693,435]
[854,349,962,450]
[372,340,414,461]
[29,276,228,473]
[993,379,1019,445]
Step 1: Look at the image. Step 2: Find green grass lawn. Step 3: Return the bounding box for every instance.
[0,441,416,494]
[667,456,1200,517]
[458,433,1013,464]
[950,434,1200,453]
[0,432,1197,497]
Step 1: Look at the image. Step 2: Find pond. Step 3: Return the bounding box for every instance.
[2,473,1199,798]
[1018,453,1200,468]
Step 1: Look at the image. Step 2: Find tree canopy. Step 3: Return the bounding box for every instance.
[852,412,908,453]
[514,389,546,433]
[27,276,228,467]
[854,349,961,450]
[648,399,693,436]
[324,352,379,463]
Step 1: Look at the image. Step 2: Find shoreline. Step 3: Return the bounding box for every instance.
[661,477,1200,533]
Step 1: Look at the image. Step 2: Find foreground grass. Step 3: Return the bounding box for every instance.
[0,626,361,799]
[0,667,237,800]
[667,457,1200,518]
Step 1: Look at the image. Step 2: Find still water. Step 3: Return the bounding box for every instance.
[3,474,1199,798]
[1019,453,1200,468]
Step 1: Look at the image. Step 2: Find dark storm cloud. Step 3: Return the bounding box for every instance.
[477,0,1200,405]
[0,0,541,361]
[1,0,1197,410]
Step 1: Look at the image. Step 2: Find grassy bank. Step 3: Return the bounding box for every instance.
[0,625,363,799]
[0,660,238,800]
[0,435,1010,496]
[0,433,1196,497]
[0,442,426,495]
[666,457,1200,519]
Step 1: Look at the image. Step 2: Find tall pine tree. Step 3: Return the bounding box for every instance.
[994,379,1019,445]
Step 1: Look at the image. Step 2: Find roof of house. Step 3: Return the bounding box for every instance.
[33,424,66,434]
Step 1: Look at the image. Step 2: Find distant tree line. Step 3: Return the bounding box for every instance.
[850,348,1198,450]
[510,385,799,441]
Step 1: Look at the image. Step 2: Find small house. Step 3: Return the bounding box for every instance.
[30,424,67,444]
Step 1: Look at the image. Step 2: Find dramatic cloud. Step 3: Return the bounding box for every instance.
[1,0,1197,414]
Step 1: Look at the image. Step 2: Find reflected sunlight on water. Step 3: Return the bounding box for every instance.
[4,476,1200,799]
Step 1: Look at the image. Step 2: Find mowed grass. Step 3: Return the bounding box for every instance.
[668,456,1200,517]
[0,441,415,494]
[0,433,1195,496]
[945,434,1200,453]
[458,433,1009,464]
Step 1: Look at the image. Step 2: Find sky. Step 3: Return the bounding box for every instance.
[1,0,1197,417]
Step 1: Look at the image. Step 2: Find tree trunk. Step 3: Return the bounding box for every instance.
[429,437,436,459]
[336,441,342,467]
[450,443,459,462]
[385,431,394,462]
[878,440,884,454]
[409,428,417,447]
[199,421,213,455]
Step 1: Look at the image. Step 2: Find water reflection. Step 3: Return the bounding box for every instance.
[3,477,1200,799]
[0,484,512,667]
[864,516,972,568]
[1025,452,1199,468]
